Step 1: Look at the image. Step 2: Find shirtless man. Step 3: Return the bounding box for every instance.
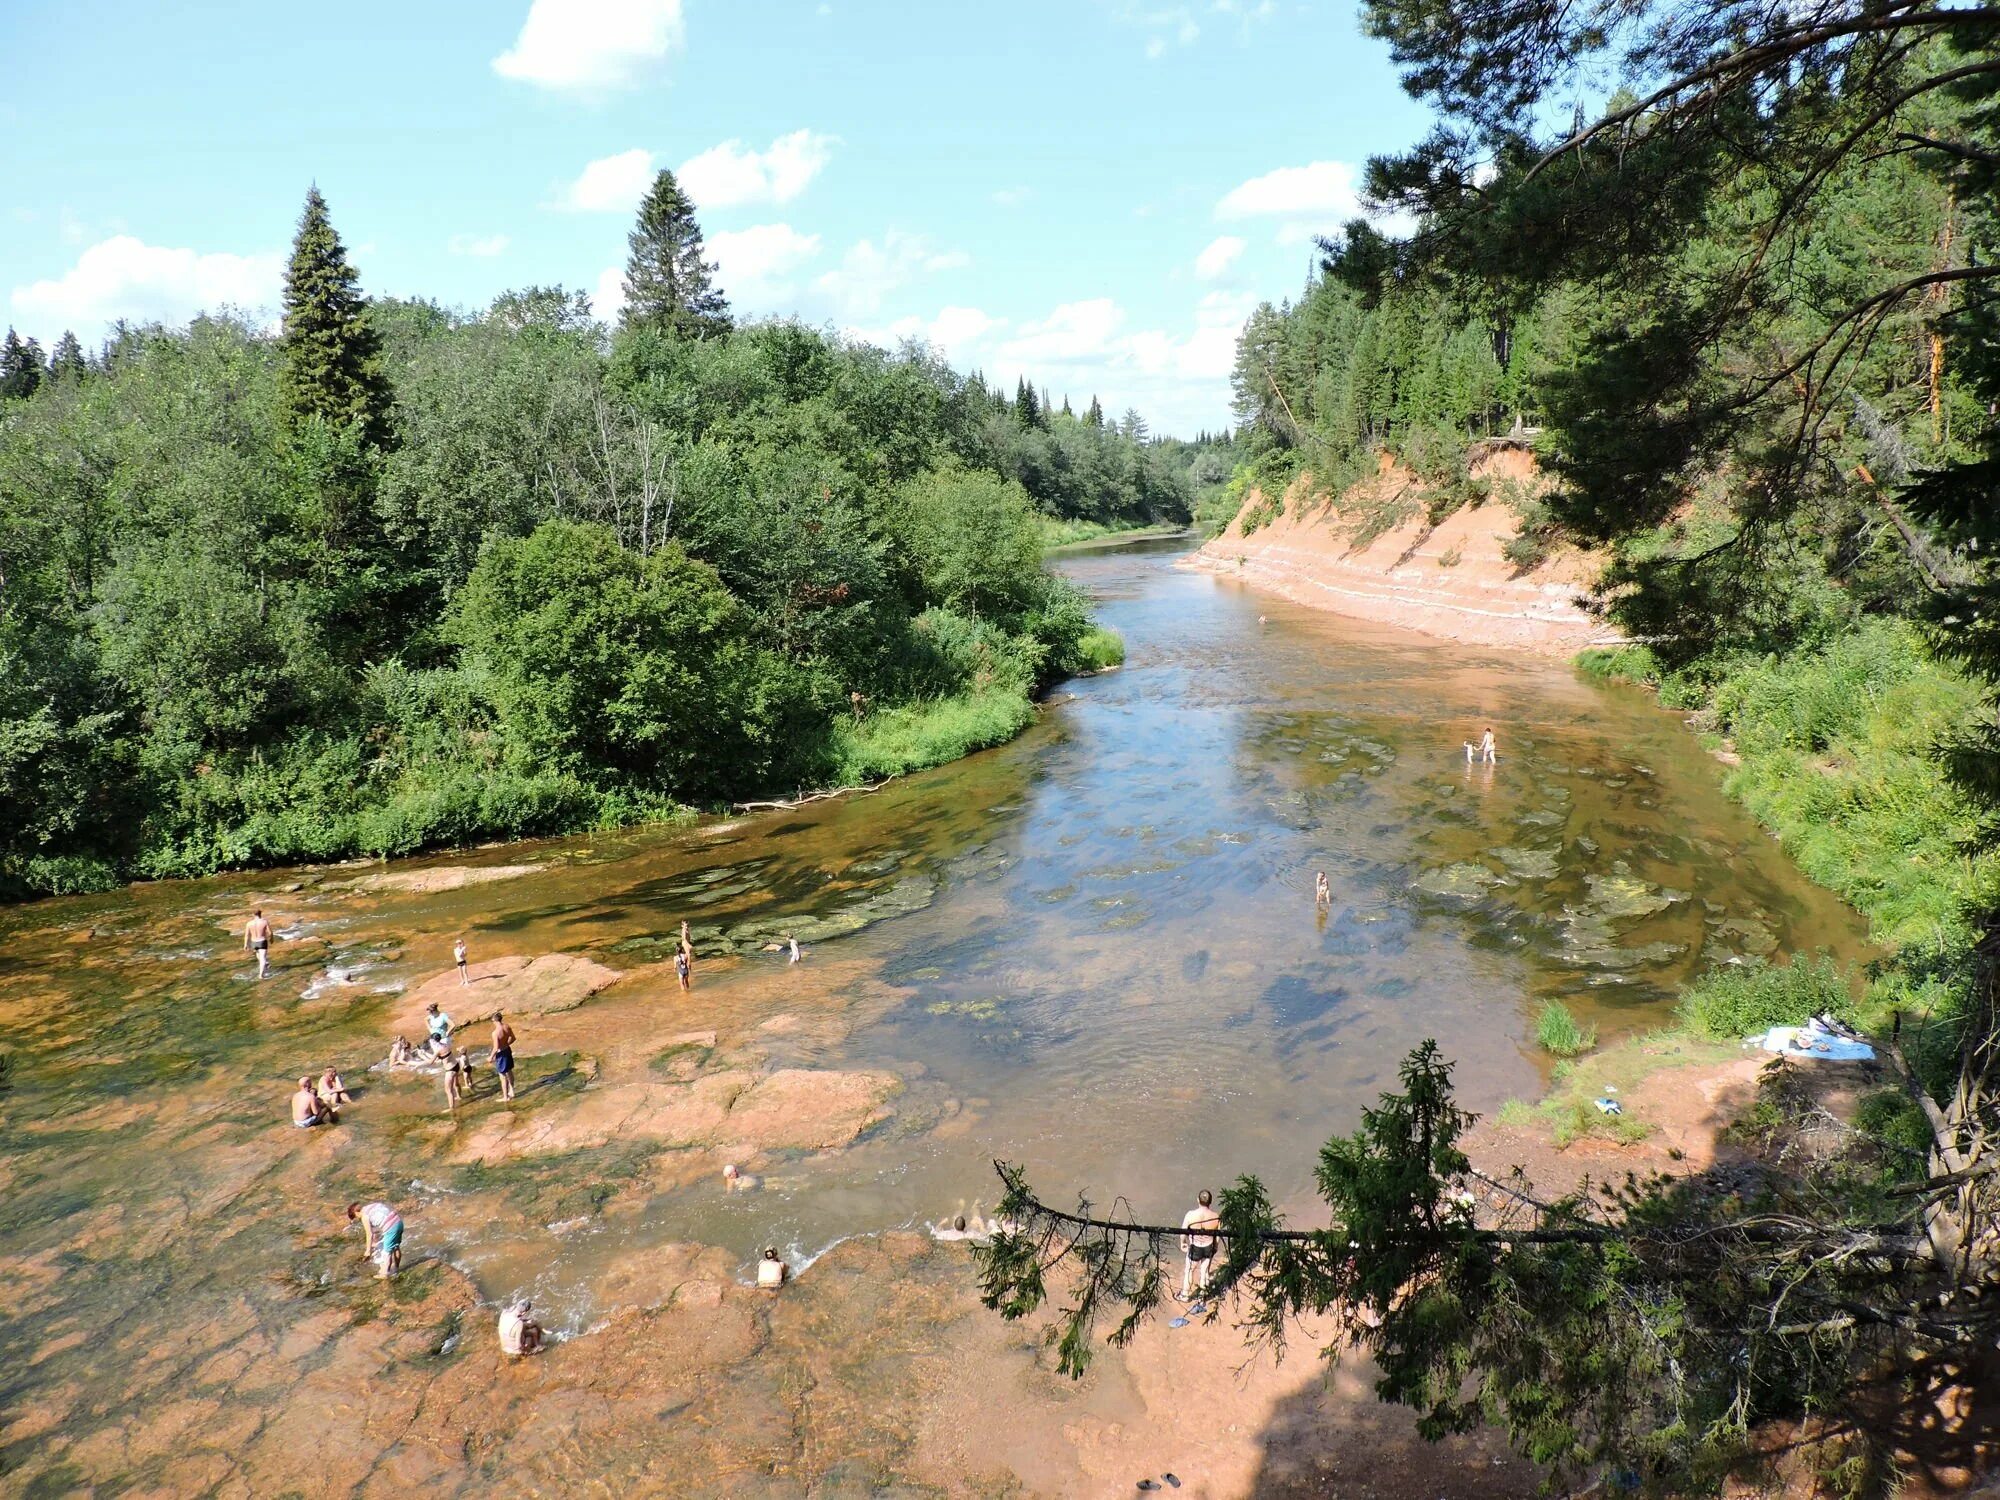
[291,1076,326,1128]
[491,1012,516,1102]
[498,1300,543,1356]
[1480,726,1498,764]
[454,938,470,987]
[1314,871,1331,907]
[244,909,274,979]
[1181,1189,1221,1302]
[315,1067,350,1121]
[787,935,802,965]
[348,1200,403,1278]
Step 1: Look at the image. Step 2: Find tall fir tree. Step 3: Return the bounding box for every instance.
[278,186,392,446]
[621,170,731,340]
[1015,377,1040,429]
[49,330,88,382]
[1086,395,1104,427]
[0,328,47,400]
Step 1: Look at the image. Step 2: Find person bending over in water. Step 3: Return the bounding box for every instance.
[244,909,274,979]
[756,1247,790,1291]
[454,938,470,987]
[348,1200,403,1279]
[292,1076,327,1128]
[1314,871,1331,907]
[1480,726,1498,764]
[491,1012,516,1102]
[498,1300,544,1356]
[930,1215,972,1242]
[1181,1189,1221,1302]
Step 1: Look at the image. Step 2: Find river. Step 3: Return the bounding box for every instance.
[0,537,1871,1494]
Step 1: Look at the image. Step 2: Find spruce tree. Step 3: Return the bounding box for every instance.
[1015,378,1040,429]
[0,329,46,400]
[49,330,88,382]
[278,186,392,446]
[1086,396,1104,427]
[621,170,731,340]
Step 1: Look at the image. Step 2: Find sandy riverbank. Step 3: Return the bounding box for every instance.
[1182,450,1622,655]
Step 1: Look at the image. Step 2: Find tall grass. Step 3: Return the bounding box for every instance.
[828,689,1036,783]
[1586,618,1997,1093]
[1535,999,1598,1057]
[1678,954,1852,1040]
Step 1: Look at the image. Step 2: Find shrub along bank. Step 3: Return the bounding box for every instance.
[1581,619,1998,1096]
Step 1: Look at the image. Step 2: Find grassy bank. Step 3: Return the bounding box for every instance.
[1577,619,1996,1095]
[1036,517,1189,551]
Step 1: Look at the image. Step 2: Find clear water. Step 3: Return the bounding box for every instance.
[0,537,1869,1485]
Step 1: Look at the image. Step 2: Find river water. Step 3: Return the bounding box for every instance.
[0,537,1870,1489]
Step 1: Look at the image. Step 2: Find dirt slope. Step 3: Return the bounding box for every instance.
[1183,447,1623,655]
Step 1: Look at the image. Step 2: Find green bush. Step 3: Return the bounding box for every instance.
[1678,954,1852,1039]
[829,689,1036,783]
[1535,999,1598,1057]
[1065,628,1126,673]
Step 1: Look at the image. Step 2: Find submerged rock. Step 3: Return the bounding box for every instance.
[1583,874,1685,921]
[1412,862,1504,899]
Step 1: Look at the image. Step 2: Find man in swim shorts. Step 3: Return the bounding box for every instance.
[348,1200,403,1278]
[292,1076,326,1127]
[245,909,273,979]
[1481,726,1498,764]
[491,1012,516,1101]
[1181,1189,1221,1302]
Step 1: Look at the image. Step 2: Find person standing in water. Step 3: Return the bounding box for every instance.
[1480,726,1498,764]
[348,1200,403,1279]
[244,909,274,979]
[787,935,802,965]
[1314,871,1331,907]
[1180,1189,1221,1302]
[491,1012,516,1102]
[454,938,470,986]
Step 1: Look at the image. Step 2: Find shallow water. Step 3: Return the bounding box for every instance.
[0,538,1870,1483]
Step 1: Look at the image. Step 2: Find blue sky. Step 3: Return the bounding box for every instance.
[1,0,1432,435]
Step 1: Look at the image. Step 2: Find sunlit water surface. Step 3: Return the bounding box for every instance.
[0,537,1869,1431]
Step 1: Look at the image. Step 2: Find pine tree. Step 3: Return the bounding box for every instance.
[621,170,731,340]
[278,186,392,446]
[1120,407,1148,443]
[0,328,46,400]
[1086,396,1104,427]
[1015,377,1040,429]
[49,330,88,382]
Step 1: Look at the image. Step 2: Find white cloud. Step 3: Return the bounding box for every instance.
[678,130,834,210]
[592,265,627,325]
[814,232,969,316]
[551,148,657,213]
[709,223,821,305]
[493,0,684,91]
[1216,159,1365,221]
[847,305,1003,358]
[448,233,510,258]
[10,235,284,342]
[1194,234,1246,280]
[990,186,1031,208]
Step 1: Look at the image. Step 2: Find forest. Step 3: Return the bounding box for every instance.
[0,175,1189,899]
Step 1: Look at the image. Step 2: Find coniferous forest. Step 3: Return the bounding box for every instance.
[0,176,1190,898]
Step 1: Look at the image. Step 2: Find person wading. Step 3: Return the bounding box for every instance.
[244,909,274,979]
[1180,1189,1221,1302]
